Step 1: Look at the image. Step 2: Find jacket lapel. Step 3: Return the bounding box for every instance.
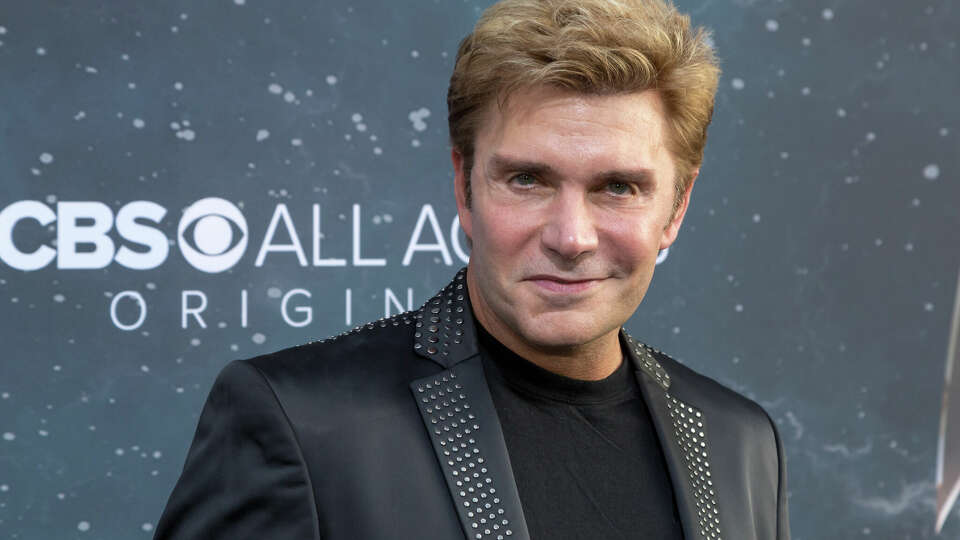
[623,332,725,540]
[408,268,531,540]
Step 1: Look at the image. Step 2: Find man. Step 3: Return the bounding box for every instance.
[155,0,789,538]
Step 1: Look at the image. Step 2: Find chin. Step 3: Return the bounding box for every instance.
[518,312,614,349]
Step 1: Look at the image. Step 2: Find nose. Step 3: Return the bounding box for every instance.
[540,191,598,261]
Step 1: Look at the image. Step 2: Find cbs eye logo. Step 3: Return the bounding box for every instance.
[177,198,248,273]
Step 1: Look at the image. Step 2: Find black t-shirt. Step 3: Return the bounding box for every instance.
[476,323,684,540]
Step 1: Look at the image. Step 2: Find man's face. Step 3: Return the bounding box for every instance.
[453,85,696,353]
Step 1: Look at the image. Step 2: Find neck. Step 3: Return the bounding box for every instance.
[466,269,623,381]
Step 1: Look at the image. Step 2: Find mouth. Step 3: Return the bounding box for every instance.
[525,274,605,294]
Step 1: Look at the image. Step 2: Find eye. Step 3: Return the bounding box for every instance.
[605,181,633,196]
[509,173,537,187]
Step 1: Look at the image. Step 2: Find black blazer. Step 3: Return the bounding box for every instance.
[154,268,790,539]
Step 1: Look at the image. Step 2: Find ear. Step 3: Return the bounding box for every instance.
[452,148,473,241]
[659,169,698,250]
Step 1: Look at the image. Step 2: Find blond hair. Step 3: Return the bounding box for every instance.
[447,0,720,210]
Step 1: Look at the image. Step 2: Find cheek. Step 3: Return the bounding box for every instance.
[474,205,537,256]
[602,219,661,269]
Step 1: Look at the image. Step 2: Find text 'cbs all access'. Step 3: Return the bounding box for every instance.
[0,197,470,331]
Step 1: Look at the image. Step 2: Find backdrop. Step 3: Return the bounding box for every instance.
[1,0,958,538]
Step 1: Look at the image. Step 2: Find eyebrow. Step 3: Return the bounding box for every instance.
[486,154,656,186]
[487,155,557,179]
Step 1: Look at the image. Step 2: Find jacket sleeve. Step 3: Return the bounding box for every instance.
[766,410,791,540]
[153,360,321,539]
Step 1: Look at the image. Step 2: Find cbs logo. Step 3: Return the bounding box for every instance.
[177,198,248,273]
[0,197,248,272]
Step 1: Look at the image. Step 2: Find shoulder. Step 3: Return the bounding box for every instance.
[221,311,440,423]
[246,311,421,377]
[650,346,778,438]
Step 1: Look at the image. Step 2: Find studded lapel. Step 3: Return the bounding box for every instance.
[410,358,530,540]
[409,268,530,540]
[624,333,725,540]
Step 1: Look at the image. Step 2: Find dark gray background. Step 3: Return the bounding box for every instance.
[1,0,958,538]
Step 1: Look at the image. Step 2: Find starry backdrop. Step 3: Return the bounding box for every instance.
[0,0,958,538]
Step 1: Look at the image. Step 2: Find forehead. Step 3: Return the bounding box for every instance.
[474,85,672,169]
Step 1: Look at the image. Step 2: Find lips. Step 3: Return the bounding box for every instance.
[526,275,603,294]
